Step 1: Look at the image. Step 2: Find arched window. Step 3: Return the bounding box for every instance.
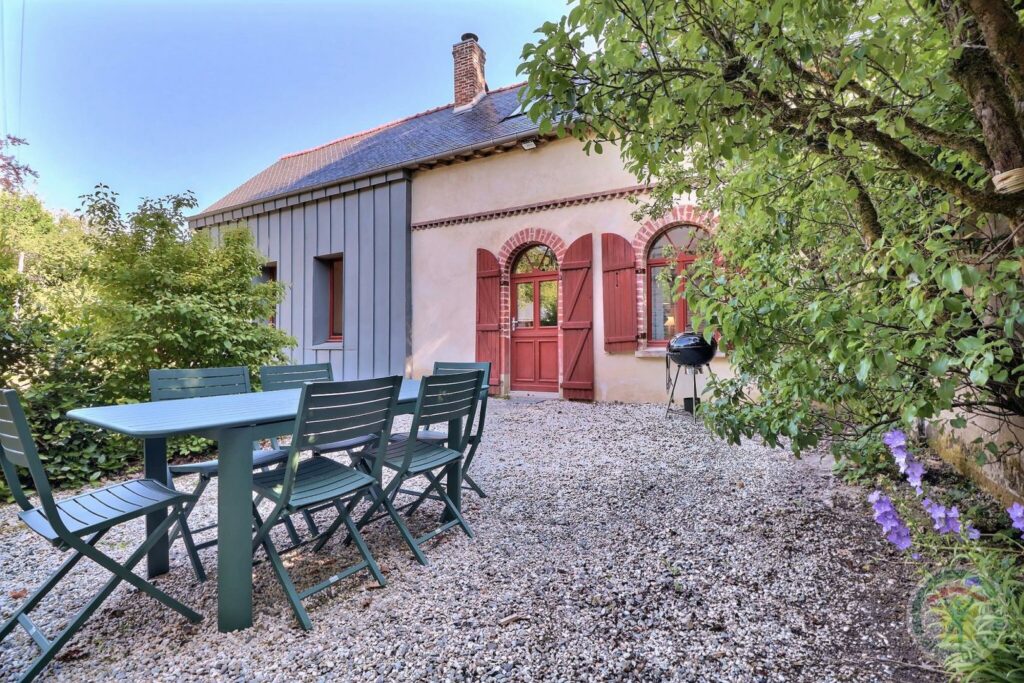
[513,245,558,274]
[647,225,700,345]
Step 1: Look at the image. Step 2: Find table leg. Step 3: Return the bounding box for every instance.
[217,426,254,632]
[143,437,170,578]
[441,418,463,523]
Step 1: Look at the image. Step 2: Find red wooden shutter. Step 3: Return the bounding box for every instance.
[475,248,501,395]
[601,233,638,352]
[560,234,594,401]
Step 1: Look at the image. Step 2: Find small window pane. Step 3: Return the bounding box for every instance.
[516,282,534,328]
[650,226,688,260]
[650,265,677,341]
[330,259,343,339]
[539,280,558,326]
[514,245,558,273]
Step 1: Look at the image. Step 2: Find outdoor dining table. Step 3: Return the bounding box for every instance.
[65,377,456,633]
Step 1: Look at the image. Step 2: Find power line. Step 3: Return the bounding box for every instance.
[1,0,7,137]
[17,0,24,134]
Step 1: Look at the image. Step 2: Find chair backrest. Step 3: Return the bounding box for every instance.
[433,362,490,400]
[433,361,491,438]
[274,377,402,507]
[0,389,68,534]
[260,363,333,392]
[394,370,482,476]
[149,367,251,402]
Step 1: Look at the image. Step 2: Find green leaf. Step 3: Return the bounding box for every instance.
[941,267,963,293]
[856,357,871,382]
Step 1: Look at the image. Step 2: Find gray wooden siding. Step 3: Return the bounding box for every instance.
[202,175,411,379]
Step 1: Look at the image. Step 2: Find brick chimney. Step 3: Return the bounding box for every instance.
[453,33,487,112]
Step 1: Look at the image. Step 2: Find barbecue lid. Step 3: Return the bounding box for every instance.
[666,331,717,366]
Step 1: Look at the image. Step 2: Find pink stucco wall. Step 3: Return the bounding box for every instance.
[408,137,730,404]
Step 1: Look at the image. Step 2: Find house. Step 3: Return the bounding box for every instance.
[189,33,726,403]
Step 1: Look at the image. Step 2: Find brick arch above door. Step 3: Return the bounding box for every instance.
[498,228,568,277]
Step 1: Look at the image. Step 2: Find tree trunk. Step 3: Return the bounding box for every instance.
[964,0,1024,128]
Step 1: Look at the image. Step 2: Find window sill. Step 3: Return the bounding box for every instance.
[634,347,727,359]
[310,341,344,351]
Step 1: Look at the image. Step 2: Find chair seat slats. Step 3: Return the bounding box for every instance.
[253,457,375,510]
[168,448,288,476]
[310,434,376,454]
[18,480,192,544]
[390,429,447,444]
[382,440,462,474]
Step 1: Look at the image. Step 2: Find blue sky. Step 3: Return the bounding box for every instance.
[1,0,564,214]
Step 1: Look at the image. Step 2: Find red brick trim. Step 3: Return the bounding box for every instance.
[498,229,569,275]
[411,185,652,231]
[631,205,718,350]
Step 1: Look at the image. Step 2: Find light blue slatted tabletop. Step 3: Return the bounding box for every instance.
[67,380,421,437]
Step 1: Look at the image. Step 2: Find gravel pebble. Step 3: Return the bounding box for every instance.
[0,400,939,681]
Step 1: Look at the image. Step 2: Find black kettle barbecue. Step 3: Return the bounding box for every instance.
[665,331,717,420]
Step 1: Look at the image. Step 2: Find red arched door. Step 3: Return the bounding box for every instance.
[510,245,559,392]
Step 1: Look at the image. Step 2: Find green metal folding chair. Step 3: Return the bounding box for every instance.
[391,361,491,505]
[260,363,382,538]
[356,370,482,565]
[249,376,403,630]
[0,388,203,683]
[260,363,378,460]
[150,366,295,578]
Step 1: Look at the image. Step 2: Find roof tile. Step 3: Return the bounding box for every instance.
[198,84,536,218]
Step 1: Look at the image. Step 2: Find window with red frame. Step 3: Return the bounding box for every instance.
[327,257,343,341]
[647,226,698,345]
[259,263,277,327]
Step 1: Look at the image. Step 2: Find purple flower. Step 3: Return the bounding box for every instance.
[904,461,925,493]
[887,525,913,550]
[965,524,981,541]
[883,435,925,495]
[883,430,907,449]
[1008,502,1024,533]
[923,498,961,535]
[870,491,912,551]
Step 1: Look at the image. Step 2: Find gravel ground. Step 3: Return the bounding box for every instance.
[0,399,942,682]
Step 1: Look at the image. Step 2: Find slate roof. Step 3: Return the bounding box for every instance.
[197,83,537,219]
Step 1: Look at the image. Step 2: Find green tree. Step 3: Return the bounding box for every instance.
[519,0,1024,465]
[79,185,295,403]
[0,185,295,498]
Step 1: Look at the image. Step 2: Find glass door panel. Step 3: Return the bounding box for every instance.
[539,280,558,326]
[516,282,535,329]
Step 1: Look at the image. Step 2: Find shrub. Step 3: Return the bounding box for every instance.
[80,187,294,409]
[0,187,294,499]
[518,0,1024,472]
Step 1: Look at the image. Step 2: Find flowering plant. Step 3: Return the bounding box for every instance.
[869,430,1003,552]
[868,430,1023,679]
